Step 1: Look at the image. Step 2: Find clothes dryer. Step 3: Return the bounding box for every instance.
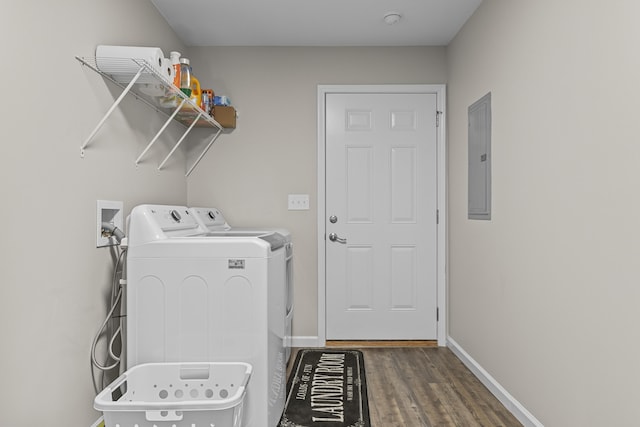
[188,207,294,362]
[126,204,286,427]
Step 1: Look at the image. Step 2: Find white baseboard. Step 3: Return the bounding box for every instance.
[447,337,544,427]
[291,335,322,348]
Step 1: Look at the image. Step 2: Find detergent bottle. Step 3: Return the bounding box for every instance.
[190,76,202,107]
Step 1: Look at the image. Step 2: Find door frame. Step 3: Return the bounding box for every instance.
[317,84,447,347]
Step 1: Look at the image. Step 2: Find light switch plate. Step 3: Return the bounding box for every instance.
[288,194,310,210]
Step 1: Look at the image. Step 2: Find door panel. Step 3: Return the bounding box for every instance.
[346,147,373,222]
[391,147,417,222]
[325,92,438,340]
[346,246,374,309]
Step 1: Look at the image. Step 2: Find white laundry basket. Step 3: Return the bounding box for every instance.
[95,362,252,427]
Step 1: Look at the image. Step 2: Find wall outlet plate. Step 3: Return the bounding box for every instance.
[288,194,310,210]
[97,200,124,247]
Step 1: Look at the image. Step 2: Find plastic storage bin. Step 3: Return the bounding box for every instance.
[95,362,252,427]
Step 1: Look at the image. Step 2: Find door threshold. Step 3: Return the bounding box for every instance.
[325,340,437,348]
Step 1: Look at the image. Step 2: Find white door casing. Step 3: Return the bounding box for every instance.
[317,85,447,345]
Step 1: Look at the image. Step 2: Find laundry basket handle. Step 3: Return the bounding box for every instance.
[101,372,129,403]
[146,409,184,422]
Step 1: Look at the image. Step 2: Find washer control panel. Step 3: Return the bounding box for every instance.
[188,207,230,231]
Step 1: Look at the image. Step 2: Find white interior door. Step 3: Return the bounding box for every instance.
[325,92,438,340]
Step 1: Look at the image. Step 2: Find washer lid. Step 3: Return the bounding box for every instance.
[203,231,287,251]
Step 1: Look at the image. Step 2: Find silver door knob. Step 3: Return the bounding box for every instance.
[329,233,347,244]
[329,215,338,223]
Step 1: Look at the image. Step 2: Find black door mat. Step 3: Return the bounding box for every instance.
[279,349,370,427]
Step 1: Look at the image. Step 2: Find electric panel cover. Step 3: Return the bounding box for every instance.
[468,92,491,220]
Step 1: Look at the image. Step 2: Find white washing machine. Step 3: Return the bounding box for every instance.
[126,204,287,427]
[188,206,294,362]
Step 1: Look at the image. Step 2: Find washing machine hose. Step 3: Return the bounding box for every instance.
[101,222,125,244]
[90,236,127,393]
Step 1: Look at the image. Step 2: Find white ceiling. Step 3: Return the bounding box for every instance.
[150,0,482,47]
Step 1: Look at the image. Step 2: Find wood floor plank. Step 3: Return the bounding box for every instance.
[287,346,522,427]
[366,349,410,424]
[389,352,452,426]
[425,348,519,427]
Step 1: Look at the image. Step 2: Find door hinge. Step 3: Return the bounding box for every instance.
[436,307,439,322]
[436,209,439,224]
[436,111,442,127]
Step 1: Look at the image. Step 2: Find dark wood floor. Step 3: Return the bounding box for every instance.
[289,345,522,427]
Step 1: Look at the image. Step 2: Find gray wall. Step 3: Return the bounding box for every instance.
[0,2,188,426]
[447,1,640,425]
[186,46,448,337]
